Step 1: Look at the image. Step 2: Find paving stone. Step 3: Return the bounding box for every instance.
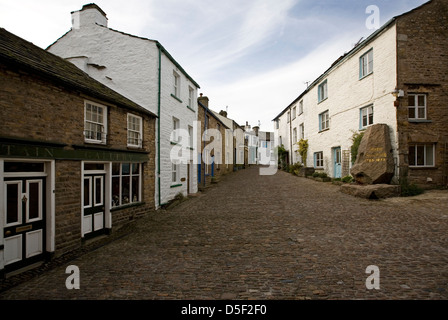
[1,166,447,300]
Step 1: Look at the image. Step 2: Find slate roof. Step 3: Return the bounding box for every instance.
[0,27,157,118]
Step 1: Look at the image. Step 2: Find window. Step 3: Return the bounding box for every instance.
[276,119,280,129]
[173,71,180,97]
[360,49,373,79]
[188,87,195,109]
[319,111,330,131]
[299,100,304,115]
[85,101,107,144]
[112,163,141,207]
[279,136,282,146]
[188,125,193,149]
[408,94,427,120]
[318,80,328,103]
[292,107,296,120]
[172,163,179,183]
[293,128,297,143]
[172,117,180,143]
[360,105,374,129]
[299,123,304,140]
[127,114,142,148]
[287,111,290,123]
[314,152,324,168]
[409,144,435,167]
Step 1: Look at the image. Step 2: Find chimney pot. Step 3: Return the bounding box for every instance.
[72,3,108,29]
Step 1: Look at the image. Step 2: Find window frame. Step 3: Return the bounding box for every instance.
[318,80,328,103]
[299,123,305,140]
[111,163,142,208]
[314,152,324,168]
[127,113,143,148]
[172,117,180,143]
[292,106,296,120]
[172,163,179,183]
[299,100,304,115]
[188,86,195,110]
[409,144,435,168]
[173,71,180,98]
[359,49,374,79]
[360,105,374,129]
[84,101,107,145]
[408,94,427,120]
[319,110,330,132]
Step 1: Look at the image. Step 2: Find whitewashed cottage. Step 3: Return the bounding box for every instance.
[48,4,200,208]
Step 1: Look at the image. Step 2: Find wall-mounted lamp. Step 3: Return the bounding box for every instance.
[392,89,405,98]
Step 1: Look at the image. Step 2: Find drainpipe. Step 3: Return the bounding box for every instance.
[289,108,293,165]
[157,45,162,208]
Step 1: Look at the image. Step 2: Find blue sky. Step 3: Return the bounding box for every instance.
[0,0,428,131]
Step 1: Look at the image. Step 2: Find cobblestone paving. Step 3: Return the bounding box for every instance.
[1,166,448,300]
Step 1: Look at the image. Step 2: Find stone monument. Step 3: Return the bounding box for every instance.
[350,124,395,185]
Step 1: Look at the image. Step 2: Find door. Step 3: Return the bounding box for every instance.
[333,147,342,179]
[83,174,105,238]
[4,177,45,271]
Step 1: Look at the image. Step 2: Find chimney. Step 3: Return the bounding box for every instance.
[197,93,209,108]
[72,3,108,29]
[219,110,228,118]
[253,126,260,136]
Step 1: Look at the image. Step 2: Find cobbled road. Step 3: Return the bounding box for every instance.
[1,166,448,300]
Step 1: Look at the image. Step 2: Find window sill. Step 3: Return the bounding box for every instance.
[170,184,182,188]
[359,72,373,81]
[409,166,437,170]
[84,139,107,146]
[187,106,196,113]
[127,145,143,150]
[318,128,330,133]
[170,141,180,145]
[171,94,183,103]
[408,119,432,123]
[111,202,145,212]
[317,98,328,104]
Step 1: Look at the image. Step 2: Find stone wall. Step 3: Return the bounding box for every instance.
[396,0,448,187]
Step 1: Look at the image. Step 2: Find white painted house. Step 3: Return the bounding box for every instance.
[48,4,200,208]
[274,16,398,179]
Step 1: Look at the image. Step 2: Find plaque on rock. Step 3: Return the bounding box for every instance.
[350,124,395,184]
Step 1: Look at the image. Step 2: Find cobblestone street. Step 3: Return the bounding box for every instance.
[1,166,448,300]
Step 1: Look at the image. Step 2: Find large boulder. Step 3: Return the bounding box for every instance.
[351,124,395,184]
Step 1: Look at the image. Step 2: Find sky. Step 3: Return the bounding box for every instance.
[0,0,428,131]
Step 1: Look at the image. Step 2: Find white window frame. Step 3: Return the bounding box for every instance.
[188,86,195,109]
[299,100,304,115]
[287,111,290,123]
[360,105,374,129]
[292,107,296,120]
[172,163,179,183]
[319,111,330,131]
[172,117,180,143]
[173,71,180,98]
[409,144,435,168]
[318,80,328,103]
[314,152,324,168]
[111,163,142,207]
[408,94,427,120]
[299,123,304,140]
[84,101,107,144]
[360,49,373,79]
[293,127,297,143]
[127,113,143,148]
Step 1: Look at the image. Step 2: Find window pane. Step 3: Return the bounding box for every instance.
[132,163,140,175]
[418,107,425,119]
[408,107,416,119]
[418,95,425,106]
[5,162,45,172]
[112,163,120,176]
[7,184,19,224]
[28,182,40,220]
[132,176,140,203]
[426,145,434,166]
[84,163,105,171]
[112,177,120,207]
[95,177,103,206]
[122,163,130,175]
[408,96,415,107]
[122,176,130,204]
[416,146,425,166]
[84,178,90,207]
[409,146,416,166]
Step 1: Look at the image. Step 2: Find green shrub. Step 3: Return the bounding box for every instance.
[289,162,303,175]
[351,132,365,164]
[400,179,424,197]
[342,175,353,183]
[312,172,328,178]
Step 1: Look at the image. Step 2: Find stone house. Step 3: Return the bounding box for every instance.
[273,0,447,187]
[197,94,231,188]
[0,28,157,275]
[47,4,201,208]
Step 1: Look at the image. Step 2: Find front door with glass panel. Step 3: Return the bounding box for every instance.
[4,177,45,271]
[83,174,105,238]
[333,147,342,179]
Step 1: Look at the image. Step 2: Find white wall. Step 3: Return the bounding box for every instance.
[276,24,398,177]
[48,16,199,208]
